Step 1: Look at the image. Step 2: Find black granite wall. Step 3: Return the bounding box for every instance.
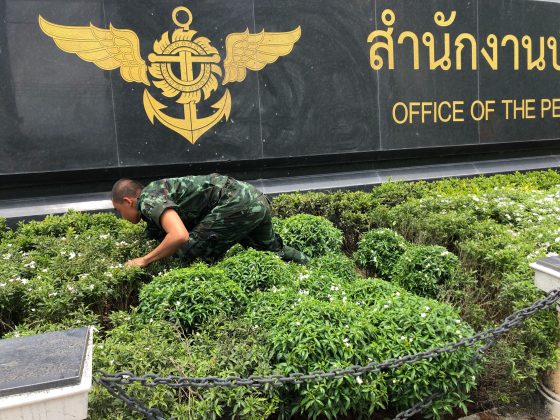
[1,0,560,192]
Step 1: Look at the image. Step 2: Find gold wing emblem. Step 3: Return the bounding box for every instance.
[222,26,301,85]
[38,15,149,85]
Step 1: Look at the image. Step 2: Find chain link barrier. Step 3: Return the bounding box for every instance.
[95,288,560,420]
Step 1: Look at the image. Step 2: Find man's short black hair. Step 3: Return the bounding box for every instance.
[111,179,144,203]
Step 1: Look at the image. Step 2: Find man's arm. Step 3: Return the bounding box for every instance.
[126,208,189,268]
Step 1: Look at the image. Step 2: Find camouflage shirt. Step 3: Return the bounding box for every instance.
[137,174,231,235]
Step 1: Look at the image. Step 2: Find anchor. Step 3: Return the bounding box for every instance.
[144,89,231,144]
[143,7,232,143]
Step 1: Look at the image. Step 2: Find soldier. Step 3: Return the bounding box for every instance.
[111,173,309,267]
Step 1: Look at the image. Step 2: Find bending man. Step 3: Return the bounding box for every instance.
[111,173,309,267]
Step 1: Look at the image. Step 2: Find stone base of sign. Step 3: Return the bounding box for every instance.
[531,257,560,420]
[538,382,560,419]
[0,327,93,420]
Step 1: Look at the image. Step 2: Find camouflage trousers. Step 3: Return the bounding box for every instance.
[180,179,308,264]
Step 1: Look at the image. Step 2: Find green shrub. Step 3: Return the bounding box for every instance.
[275,214,343,258]
[139,263,247,329]
[353,228,409,278]
[260,279,479,419]
[307,253,358,283]
[391,245,460,298]
[0,218,9,241]
[91,311,281,419]
[4,307,100,338]
[216,249,293,293]
[0,227,153,332]
[90,310,193,419]
[185,316,281,418]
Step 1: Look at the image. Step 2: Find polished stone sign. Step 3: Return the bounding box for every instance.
[1,0,560,189]
[0,328,89,397]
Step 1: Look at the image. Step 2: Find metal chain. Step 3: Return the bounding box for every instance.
[96,288,560,420]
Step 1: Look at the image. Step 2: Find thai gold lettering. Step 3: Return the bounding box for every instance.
[455,34,477,70]
[421,11,456,70]
[522,36,546,70]
[547,37,560,70]
[501,35,520,70]
[367,9,395,70]
[481,35,498,70]
[398,31,420,70]
[368,9,560,72]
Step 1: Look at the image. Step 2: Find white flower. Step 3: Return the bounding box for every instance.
[48,292,58,297]
[2,253,11,260]
[42,268,48,273]
[425,306,430,311]
[356,376,363,385]
[383,304,389,309]
[0,283,5,287]
[455,319,461,324]
[24,261,36,269]
[299,273,310,280]
[420,313,427,318]
[400,336,406,340]
[68,251,76,259]
[298,289,309,295]
[395,292,400,297]
[99,234,109,239]
[472,196,480,202]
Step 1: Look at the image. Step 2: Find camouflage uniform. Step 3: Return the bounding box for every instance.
[137,173,309,264]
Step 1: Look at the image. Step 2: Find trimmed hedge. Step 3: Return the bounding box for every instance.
[2,170,560,415]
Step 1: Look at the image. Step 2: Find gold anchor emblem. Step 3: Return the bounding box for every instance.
[38,6,301,144]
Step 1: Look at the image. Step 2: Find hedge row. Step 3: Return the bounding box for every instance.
[272,170,560,405]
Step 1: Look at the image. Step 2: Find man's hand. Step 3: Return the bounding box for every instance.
[126,257,148,268]
[126,209,189,269]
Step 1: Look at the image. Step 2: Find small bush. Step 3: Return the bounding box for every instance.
[307,253,358,283]
[261,279,479,419]
[90,310,193,419]
[275,214,343,258]
[353,228,409,278]
[391,245,460,298]
[216,249,293,293]
[4,307,100,338]
[139,263,247,329]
